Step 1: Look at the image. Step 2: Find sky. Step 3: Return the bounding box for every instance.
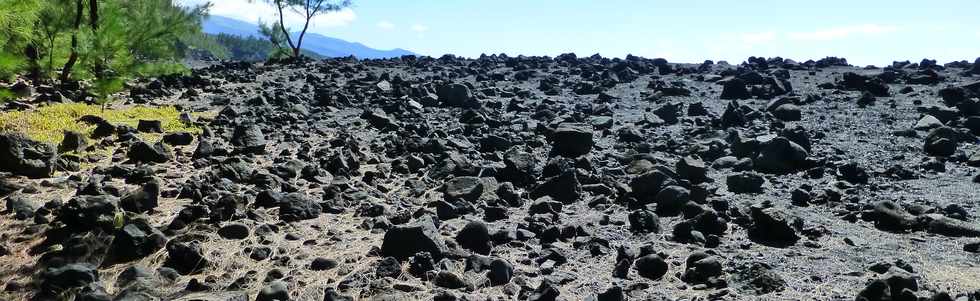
[179,0,980,66]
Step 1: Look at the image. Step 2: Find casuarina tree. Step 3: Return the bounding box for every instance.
[254,0,351,58]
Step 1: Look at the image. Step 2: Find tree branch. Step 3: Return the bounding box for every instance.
[275,0,297,53]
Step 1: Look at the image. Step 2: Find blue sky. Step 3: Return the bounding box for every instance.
[182,0,980,66]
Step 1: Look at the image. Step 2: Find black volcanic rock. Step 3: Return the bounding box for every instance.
[231,123,267,154]
[437,83,480,108]
[628,209,661,233]
[530,170,582,204]
[634,254,668,280]
[721,100,746,128]
[381,215,448,260]
[163,240,208,275]
[218,222,250,240]
[551,123,594,157]
[749,206,800,246]
[59,195,119,231]
[923,126,958,156]
[840,72,890,96]
[655,185,691,216]
[487,258,514,285]
[629,169,676,204]
[455,220,492,255]
[39,263,99,294]
[162,132,194,145]
[137,119,163,133]
[119,179,160,213]
[0,133,57,178]
[443,176,484,202]
[727,172,765,193]
[771,104,801,121]
[58,130,88,153]
[192,137,214,159]
[676,156,708,183]
[529,279,561,301]
[753,137,808,174]
[721,78,751,100]
[104,221,167,264]
[278,193,321,222]
[6,52,980,301]
[128,141,173,164]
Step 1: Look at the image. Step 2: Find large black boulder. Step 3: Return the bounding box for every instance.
[59,130,88,153]
[721,78,751,100]
[59,195,120,231]
[499,147,537,186]
[163,240,208,275]
[753,137,808,174]
[231,123,267,154]
[437,83,480,108]
[256,280,290,301]
[136,120,163,133]
[278,193,321,222]
[727,172,765,194]
[0,133,57,178]
[629,169,677,204]
[487,258,514,286]
[380,215,449,260]
[127,141,173,164]
[840,72,890,96]
[39,263,99,294]
[748,206,800,246]
[551,123,594,157]
[104,221,168,265]
[119,179,160,213]
[530,170,582,204]
[443,176,484,202]
[634,254,669,280]
[455,220,492,255]
[923,126,958,156]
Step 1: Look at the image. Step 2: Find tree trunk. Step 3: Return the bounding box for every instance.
[275,0,297,56]
[294,19,312,58]
[25,44,40,83]
[47,36,55,75]
[88,0,98,30]
[89,0,104,78]
[60,0,84,83]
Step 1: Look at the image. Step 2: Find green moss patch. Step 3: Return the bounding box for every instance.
[0,103,202,145]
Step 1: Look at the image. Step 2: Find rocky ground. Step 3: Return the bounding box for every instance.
[2,54,980,301]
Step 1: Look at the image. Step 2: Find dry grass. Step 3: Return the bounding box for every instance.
[924,264,980,293]
[0,184,78,301]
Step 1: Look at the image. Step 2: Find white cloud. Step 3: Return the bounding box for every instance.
[409,24,429,38]
[180,0,355,29]
[739,31,776,44]
[788,24,897,41]
[377,21,395,30]
[309,8,356,28]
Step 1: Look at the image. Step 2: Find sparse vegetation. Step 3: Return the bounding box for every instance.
[0,88,14,103]
[0,0,210,89]
[182,32,281,62]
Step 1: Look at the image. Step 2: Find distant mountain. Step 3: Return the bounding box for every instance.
[202,15,415,59]
[202,15,263,38]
